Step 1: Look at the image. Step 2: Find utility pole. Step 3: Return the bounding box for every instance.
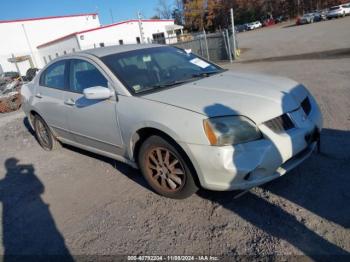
[110,9,114,24]
[22,24,38,68]
[137,11,146,44]
[203,29,210,60]
[230,8,237,60]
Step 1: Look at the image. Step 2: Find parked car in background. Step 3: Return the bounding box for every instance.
[342,3,350,15]
[246,21,262,30]
[296,14,312,25]
[274,15,288,23]
[314,10,327,21]
[21,44,323,199]
[235,24,247,33]
[327,5,347,19]
[262,18,275,27]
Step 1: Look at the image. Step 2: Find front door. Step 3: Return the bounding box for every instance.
[64,58,123,154]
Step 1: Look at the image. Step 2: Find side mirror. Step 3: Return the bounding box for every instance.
[83,86,113,100]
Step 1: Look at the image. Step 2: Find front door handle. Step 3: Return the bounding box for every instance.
[35,93,43,99]
[64,98,76,106]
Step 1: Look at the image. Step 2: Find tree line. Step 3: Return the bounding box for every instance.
[154,0,349,31]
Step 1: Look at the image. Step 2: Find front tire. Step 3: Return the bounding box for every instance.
[138,136,198,199]
[33,115,60,151]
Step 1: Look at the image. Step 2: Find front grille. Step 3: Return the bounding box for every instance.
[301,97,311,115]
[264,114,295,134]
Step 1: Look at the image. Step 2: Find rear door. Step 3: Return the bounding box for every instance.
[35,60,72,140]
[64,58,123,154]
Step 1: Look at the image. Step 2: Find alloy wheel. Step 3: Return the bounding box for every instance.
[145,147,186,192]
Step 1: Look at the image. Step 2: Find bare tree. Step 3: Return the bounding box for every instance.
[173,0,185,24]
[155,0,173,19]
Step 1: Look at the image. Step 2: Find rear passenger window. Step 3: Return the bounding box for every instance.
[40,60,66,89]
[69,59,108,93]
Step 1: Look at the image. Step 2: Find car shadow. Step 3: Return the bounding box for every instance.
[197,127,350,258]
[199,102,350,258]
[260,128,350,228]
[282,23,298,29]
[23,117,35,136]
[23,117,152,193]
[0,158,73,261]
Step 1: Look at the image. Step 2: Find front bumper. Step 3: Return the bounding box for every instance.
[182,96,323,191]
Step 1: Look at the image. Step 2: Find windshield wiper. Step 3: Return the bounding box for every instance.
[192,71,221,78]
[142,71,224,93]
[150,79,195,89]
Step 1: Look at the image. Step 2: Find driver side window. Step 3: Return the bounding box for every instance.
[69,59,108,93]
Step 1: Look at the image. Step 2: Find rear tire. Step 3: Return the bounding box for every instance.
[33,115,61,151]
[138,136,198,199]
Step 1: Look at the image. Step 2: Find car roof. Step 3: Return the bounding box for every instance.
[80,44,165,58]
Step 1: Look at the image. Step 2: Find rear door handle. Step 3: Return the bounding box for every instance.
[35,93,43,99]
[64,98,76,106]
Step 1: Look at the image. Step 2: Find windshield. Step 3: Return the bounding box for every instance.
[330,6,340,10]
[101,46,223,94]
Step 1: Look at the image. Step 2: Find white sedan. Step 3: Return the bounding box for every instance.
[246,21,262,30]
[327,5,348,18]
[21,45,323,199]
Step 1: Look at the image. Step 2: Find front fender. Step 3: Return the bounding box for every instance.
[116,96,208,160]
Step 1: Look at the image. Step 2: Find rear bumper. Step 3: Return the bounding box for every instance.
[182,96,323,191]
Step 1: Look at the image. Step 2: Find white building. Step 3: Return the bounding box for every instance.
[0,13,100,74]
[37,19,182,66]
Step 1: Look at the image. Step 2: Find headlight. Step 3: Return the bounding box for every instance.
[203,116,262,146]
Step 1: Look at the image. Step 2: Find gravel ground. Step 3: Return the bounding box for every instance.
[0,18,350,260]
[237,16,350,61]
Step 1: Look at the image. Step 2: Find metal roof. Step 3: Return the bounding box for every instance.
[37,19,174,49]
[0,13,98,24]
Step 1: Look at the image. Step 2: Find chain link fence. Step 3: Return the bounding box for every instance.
[153,29,238,62]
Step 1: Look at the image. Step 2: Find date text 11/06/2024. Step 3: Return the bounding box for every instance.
[127,255,220,261]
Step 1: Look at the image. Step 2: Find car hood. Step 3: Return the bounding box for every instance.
[142,70,308,124]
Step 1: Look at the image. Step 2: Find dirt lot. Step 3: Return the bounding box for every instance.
[237,16,350,61]
[0,18,349,260]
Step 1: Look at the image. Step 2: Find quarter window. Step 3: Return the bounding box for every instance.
[69,59,108,93]
[40,60,66,89]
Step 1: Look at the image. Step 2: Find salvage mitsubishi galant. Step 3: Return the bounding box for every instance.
[21,45,323,199]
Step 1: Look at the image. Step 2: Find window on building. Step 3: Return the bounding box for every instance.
[48,55,52,61]
[152,33,166,44]
[136,37,141,44]
[93,14,96,19]
[64,51,67,55]
[56,53,59,58]
[72,48,76,52]
[40,60,66,90]
[69,59,108,93]
[100,43,105,47]
[43,56,47,65]
[119,40,124,45]
[80,35,84,40]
